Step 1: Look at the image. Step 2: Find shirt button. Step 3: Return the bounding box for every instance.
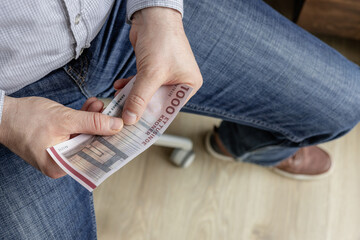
[75,14,81,25]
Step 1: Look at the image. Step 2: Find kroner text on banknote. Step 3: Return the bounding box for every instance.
[47,77,192,191]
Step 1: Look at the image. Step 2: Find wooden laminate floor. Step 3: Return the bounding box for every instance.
[94,112,360,240]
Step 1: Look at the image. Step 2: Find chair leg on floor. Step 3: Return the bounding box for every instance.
[154,134,195,168]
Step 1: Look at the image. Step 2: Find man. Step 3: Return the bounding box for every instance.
[0,0,359,238]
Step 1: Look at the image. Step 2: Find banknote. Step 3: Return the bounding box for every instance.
[47,77,192,191]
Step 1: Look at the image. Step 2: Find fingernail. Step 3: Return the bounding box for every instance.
[110,118,123,130]
[123,110,137,125]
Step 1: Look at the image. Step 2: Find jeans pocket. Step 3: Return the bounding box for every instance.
[63,53,90,98]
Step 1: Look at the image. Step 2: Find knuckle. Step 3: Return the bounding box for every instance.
[90,113,104,132]
[47,172,62,179]
[127,94,146,109]
[40,164,64,179]
[63,110,74,123]
[61,110,75,130]
[39,163,50,177]
[49,171,66,179]
[41,123,53,134]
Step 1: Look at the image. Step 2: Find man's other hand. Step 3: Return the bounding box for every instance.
[0,96,123,179]
[116,7,203,125]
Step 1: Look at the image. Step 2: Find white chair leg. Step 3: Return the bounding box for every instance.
[154,134,195,168]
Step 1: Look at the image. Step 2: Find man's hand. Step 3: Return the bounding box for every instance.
[115,7,203,125]
[0,96,123,179]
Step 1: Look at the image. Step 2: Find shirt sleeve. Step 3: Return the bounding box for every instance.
[126,0,183,23]
[0,90,4,124]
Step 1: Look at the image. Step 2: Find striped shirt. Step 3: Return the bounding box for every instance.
[0,0,183,122]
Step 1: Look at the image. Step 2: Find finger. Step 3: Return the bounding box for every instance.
[40,155,67,179]
[87,100,104,113]
[81,97,98,111]
[122,73,163,125]
[71,100,104,139]
[114,76,134,90]
[68,109,123,135]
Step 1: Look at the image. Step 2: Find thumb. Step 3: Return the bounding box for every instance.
[122,73,163,125]
[69,110,123,135]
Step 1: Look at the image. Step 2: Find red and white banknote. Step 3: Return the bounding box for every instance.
[47,77,192,191]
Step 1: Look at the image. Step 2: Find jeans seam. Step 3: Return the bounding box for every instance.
[63,55,91,98]
[89,192,97,239]
[185,102,301,142]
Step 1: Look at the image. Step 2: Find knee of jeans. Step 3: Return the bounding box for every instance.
[298,101,359,145]
[330,94,359,132]
[301,69,360,142]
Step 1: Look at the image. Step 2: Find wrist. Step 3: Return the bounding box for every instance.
[132,7,182,26]
[0,96,16,145]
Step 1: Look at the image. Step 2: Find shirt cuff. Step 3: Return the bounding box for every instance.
[0,90,4,124]
[126,0,183,23]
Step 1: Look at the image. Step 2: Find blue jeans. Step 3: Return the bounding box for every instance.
[1,0,359,238]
